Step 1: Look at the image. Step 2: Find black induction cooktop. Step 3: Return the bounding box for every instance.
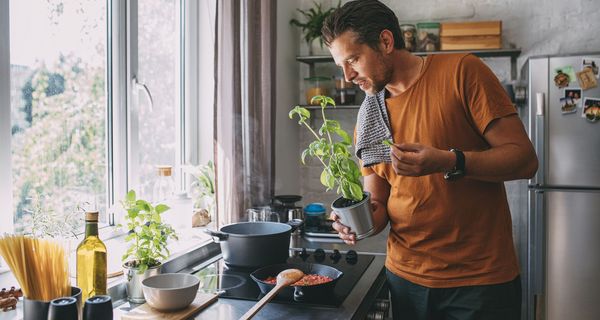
[193,248,374,308]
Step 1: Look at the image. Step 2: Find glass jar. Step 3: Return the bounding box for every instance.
[152,165,175,203]
[304,76,331,105]
[304,203,327,228]
[333,76,357,105]
[400,24,417,52]
[416,22,440,52]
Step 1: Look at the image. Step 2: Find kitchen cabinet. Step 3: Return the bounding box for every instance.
[297,48,522,111]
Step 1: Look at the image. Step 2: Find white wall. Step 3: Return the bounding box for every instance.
[274,0,600,206]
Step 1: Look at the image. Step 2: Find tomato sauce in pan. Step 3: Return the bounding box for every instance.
[264,274,333,286]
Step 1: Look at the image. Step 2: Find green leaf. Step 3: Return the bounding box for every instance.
[155,204,170,214]
[126,190,136,202]
[349,182,363,202]
[382,139,393,146]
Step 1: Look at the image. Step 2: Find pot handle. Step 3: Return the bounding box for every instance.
[293,286,305,302]
[203,229,229,242]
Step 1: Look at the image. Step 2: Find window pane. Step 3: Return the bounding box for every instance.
[135,0,179,201]
[10,0,107,234]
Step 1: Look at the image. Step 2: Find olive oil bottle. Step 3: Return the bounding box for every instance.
[76,211,107,301]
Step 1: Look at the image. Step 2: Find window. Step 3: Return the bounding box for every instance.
[9,0,107,235]
[0,0,216,235]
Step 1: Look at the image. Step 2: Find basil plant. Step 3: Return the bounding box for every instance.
[289,95,364,203]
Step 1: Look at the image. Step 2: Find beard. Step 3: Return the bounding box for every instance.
[360,54,393,96]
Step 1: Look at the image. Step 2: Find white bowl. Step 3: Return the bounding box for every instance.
[141,273,200,311]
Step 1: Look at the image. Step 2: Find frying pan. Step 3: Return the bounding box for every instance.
[250,263,343,302]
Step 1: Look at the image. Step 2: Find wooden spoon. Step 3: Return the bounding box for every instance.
[239,268,305,320]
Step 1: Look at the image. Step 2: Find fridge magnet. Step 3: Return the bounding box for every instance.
[576,68,598,90]
[553,66,575,88]
[582,97,600,122]
[582,58,599,79]
[564,88,582,108]
[560,97,577,114]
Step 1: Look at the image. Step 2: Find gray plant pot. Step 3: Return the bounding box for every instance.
[123,262,162,304]
[331,192,375,240]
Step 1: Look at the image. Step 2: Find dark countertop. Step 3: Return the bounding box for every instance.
[0,229,391,319]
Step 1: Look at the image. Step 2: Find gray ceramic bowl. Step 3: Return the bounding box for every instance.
[141,273,200,311]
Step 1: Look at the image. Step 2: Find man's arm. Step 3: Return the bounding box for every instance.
[365,173,391,234]
[331,173,390,245]
[389,114,538,182]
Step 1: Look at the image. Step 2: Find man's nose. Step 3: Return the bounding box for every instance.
[342,65,356,82]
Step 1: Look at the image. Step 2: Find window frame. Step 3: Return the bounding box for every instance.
[0,0,12,234]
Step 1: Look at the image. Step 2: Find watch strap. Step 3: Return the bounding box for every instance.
[444,148,465,181]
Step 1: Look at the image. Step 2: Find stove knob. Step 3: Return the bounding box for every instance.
[313,248,325,262]
[299,248,309,261]
[346,250,358,264]
[330,249,341,262]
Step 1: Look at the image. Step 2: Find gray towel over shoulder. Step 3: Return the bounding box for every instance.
[355,89,393,167]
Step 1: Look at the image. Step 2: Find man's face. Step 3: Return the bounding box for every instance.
[329,31,392,96]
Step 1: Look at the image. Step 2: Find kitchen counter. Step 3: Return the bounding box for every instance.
[112,230,391,319]
[0,229,391,319]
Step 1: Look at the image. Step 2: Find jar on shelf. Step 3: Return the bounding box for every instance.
[304,76,331,105]
[400,24,417,52]
[416,22,440,52]
[333,76,357,105]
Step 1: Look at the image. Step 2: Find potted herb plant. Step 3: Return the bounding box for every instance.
[289,95,375,239]
[289,1,340,55]
[120,190,178,303]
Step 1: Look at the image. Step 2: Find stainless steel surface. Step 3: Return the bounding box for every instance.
[527,189,545,320]
[299,227,388,255]
[288,208,304,221]
[124,264,161,303]
[546,55,600,187]
[332,193,375,240]
[546,189,600,320]
[526,53,600,320]
[528,57,548,187]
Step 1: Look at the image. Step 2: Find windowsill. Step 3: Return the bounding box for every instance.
[0,224,218,291]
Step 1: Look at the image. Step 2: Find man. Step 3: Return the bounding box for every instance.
[322,1,538,319]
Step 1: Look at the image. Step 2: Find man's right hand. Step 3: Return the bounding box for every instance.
[330,211,357,245]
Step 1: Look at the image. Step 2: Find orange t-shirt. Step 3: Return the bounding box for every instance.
[362,53,519,288]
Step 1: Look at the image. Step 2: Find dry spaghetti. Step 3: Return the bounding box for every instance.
[0,235,70,301]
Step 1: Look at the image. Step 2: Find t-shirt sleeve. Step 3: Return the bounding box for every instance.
[456,54,517,135]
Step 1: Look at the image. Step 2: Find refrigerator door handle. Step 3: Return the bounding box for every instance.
[534,92,545,186]
[529,189,545,320]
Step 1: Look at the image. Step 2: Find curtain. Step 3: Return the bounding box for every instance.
[213,0,277,226]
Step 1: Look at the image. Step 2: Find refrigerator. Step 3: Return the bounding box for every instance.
[524,53,600,320]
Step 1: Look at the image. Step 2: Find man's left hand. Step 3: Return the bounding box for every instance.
[389,143,453,176]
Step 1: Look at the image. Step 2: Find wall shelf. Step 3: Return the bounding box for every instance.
[297,48,522,80]
[301,104,360,111]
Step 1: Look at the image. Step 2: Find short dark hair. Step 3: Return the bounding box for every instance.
[322,0,404,51]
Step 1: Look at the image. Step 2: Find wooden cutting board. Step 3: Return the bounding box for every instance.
[115,293,218,320]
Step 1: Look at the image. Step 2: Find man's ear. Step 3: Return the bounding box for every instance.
[379,29,395,54]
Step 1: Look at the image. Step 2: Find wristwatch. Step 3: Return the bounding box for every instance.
[444,148,466,181]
